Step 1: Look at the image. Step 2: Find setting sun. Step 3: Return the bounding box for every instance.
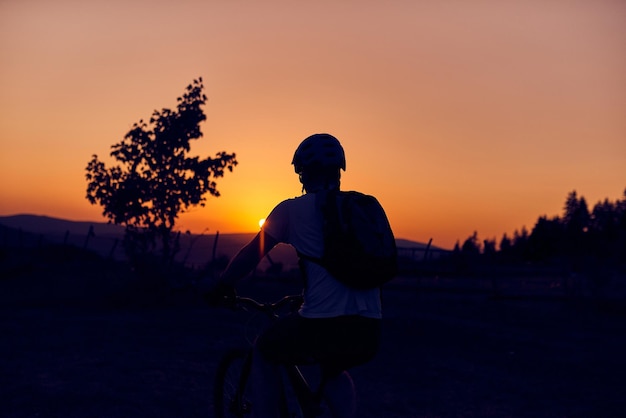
[258,218,266,229]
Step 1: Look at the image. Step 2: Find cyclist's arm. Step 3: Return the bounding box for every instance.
[219,230,280,285]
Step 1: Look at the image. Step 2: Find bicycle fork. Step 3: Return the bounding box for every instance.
[233,353,254,416]
[283,366,324,418]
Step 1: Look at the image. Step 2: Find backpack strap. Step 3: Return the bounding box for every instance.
[321,189,341,234]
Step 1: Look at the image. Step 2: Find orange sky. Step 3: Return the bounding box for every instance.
[1,0,625,249]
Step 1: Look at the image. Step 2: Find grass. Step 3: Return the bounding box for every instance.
[1,248,625,417]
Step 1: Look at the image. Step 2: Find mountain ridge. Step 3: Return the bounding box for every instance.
[0,213,438,250]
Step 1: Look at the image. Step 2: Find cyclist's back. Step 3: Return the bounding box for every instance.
[262,192,382,319]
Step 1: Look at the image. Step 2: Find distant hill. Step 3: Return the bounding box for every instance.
[0,214,257,268]
[0,214,125,237]
[0,214,443,267]
[396,238,437,250]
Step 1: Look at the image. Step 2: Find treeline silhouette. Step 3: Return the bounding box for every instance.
[447,189,626,277]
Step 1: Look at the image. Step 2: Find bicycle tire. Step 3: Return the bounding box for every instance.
[214,348,253,418]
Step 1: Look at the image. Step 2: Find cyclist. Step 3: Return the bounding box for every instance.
[212,133,386,418]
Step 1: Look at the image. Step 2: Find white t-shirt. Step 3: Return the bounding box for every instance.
[262,192,382,319]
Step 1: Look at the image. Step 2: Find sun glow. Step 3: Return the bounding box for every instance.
[258,218,266,228]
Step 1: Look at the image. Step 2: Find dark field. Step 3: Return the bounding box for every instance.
[1,256,625,417]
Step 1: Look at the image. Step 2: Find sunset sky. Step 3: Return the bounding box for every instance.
[1,0,624,249]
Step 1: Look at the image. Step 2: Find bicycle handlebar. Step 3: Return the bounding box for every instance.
[223,294,303,318]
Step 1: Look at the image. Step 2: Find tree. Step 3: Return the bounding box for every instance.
[528,215,563,262]
[482,238,497,259]
[85,78,237,261]
[498,233,512,253]
[562,190,590,258]
[563,190,590,233]
[461,231,481,257]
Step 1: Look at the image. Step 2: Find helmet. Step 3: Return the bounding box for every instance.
[291,133,346,174]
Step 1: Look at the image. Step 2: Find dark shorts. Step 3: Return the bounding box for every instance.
[255,314,381,377]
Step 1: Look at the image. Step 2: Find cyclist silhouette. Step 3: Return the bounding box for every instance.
[213,133,386,418]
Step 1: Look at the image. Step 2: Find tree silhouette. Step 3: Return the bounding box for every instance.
[562,190,590,259]
[511,227,529,261]
[85,78,237,261]
[527,215,563,263]
[499,233,512,253]
[482,238,497,259]
[588,190,626,262]
[563,190,590,232]
[461,231,481,256]
[444,188,625,278]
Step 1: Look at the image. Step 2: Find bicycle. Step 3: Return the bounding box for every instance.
[213,294,346,418]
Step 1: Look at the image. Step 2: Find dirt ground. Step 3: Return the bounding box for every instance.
[1,260,625,417]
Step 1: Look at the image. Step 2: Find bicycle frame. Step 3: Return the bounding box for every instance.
[214,294,326,418]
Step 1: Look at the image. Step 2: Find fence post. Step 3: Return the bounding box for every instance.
[108,239,119,260]
[211,231,220,264]
[423,238,433,260]
[83,225,95,249]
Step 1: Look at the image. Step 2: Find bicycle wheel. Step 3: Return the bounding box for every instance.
[214,348,253,418]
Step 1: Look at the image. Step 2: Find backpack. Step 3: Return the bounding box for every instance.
[300,190,398,289]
